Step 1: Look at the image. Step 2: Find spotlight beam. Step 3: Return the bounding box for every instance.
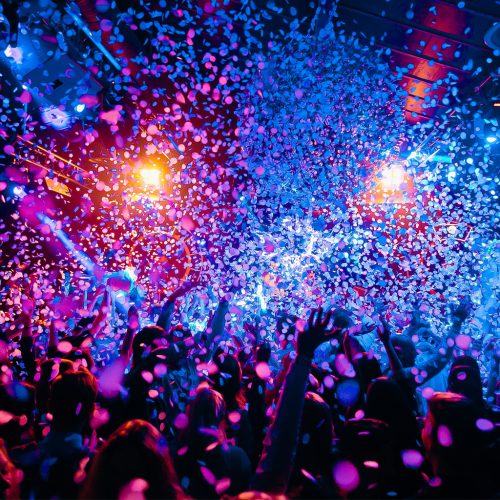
[37,213,96,273]
[64,4,121,71]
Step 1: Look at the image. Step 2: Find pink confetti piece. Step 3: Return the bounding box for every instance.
[333,460,360,492]
[255,361,271,380]
[200,466,216,485]
[437,425,453,447]
[401,449,424,469]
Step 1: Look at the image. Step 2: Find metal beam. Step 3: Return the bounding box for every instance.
[403,73,449,90]
[369,40,471,74]
[337,2,493,52]
[404,109,435,119]
[433,0,500,20]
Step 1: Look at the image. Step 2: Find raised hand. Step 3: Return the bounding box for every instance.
[377,317,392,345]
[297,308,338,358]
[169,279,195,301]
[450,297,472,323]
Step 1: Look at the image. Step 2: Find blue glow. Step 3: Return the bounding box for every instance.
[13,186,27,198]
[41,106,71,130]
[36,213,95,272]
[3,45,23,64]
[447,167,457,183]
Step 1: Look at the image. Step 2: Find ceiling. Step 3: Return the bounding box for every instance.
[336,0,499,125]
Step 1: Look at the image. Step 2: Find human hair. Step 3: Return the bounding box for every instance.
[35,358,73,414]
[80,420,183,499]
[48,367,98,433]
[422,392,494,494]
[447,355,483,406]
[212,352,245,410]
[131,326,166,367]
[390,335,417,367]
[365,377,419,448]
[295,392,335,474]
[0,438,21,499]
[180,385,226,456]
[352,352,382,394]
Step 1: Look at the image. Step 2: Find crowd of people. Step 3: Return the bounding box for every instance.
[0,278,498,499]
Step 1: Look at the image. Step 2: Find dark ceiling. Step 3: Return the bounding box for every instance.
[0,0,498,165]
[336,0,499,125]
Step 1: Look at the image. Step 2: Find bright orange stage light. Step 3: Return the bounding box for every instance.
[362,161,415,205]
[140,168,161,187]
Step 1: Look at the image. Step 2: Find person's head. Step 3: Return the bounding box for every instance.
[167,324,192,344]
[331,308,353,330]
[48,367,97,434]
[422,392,492,485]
[351,352,382,394]
[365,377,418,448]
[447,355,483,406]
[181,385,226,454]
[338,418,394,496]
[132,326,167,367]
[35,358,73,414]
[164,325,192,368]
[390,335,417,367]
[0,381,35,447]
[212,352,244,408]
[295,392,334,474]
[65,348,95,370]
[80,420,182,499]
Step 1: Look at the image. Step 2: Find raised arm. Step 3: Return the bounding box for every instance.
[156,280,194,330]
[419,298,472,380]
[204,297,230,349]
[485,346,500,404]
[343,330,365,363]
[119,305,139,362]
[88,286,111,337]
[19,296,36,380]
[377,317,404,374]
[251,308,338,493]
[247,341,271,466]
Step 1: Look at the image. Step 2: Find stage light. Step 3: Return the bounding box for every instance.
[140,168,161,187]
[13,186,26,198]
[380,163,406,191]
[486,136,497,143]
[75,103,85,113]
[3,45,23,63]
[41,106,71,130]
